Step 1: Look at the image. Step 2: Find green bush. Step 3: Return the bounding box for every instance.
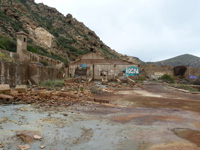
[39,60,49,66]
[159,74,175,83]
[39,79,64,88]
[90,86,103,95]
[0,36,16,52]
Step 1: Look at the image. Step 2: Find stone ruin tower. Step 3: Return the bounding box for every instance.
[16,31,29,62]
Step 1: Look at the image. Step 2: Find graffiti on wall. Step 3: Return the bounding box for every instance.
[189,75,198,80]
[124,66,139,77]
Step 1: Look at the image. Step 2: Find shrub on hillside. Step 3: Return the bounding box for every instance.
[159,74,175,83]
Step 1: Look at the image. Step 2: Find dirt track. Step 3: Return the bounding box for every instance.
[0,82,200,150]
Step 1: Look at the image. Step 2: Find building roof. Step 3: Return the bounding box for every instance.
[16,31,28,36]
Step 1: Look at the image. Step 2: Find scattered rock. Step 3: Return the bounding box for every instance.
[40,145,45,149]
[63,113,68,116]
[16,131,36,143]
[33,135,42,140]
[17,145,30,150]
[116,79,122,84]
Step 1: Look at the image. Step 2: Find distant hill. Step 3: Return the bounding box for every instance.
[153,54,200,68]
[0,0,125,65]
[132,57,145,65]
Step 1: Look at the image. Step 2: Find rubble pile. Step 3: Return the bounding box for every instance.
[9,79,112,106]
[0,78,136,106]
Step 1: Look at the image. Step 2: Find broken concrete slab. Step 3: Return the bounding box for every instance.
[40,145,45,149]
[17,145,30,150]
[0,94,14,104]
[127,77,135,86]
[0,84,11,95]
[116,79,122,84]
[88,78,93,83]
[33,135,42,140]
[15,85,27,93]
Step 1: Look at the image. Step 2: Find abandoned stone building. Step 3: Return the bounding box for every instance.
[0,31,64,86]
[16,31,64,68]
[68,53,139,80]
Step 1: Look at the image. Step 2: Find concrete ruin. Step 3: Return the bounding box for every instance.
[68,53,139,80]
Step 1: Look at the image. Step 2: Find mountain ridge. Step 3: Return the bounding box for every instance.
[152,54,200,68]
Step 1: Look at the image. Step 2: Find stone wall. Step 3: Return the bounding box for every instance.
[0,61,64,87]
[140,64,173,79]
[140,64,200,80]
[0,62,28,87]
[28,63,61,84]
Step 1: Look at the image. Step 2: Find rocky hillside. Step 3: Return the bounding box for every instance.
[153,54,200,68]
[0,0,128,65]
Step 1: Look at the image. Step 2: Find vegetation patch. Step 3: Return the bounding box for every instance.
[39,79,65,89]
[0,36,16,52]
[172,84,199,92]
[159,74,175,83]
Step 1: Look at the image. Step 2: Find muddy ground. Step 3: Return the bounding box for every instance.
[0,81,200,150]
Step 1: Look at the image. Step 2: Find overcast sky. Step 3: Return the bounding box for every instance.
[35,0,200,62]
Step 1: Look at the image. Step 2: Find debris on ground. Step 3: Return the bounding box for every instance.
[0,94,14,104]
[15,85,27,93]
[17,145,30,150]
[33,135,42,140]
[127,77,136,86]
[16,131,40,143]
[102,78,108,85]
[40,145,45,149]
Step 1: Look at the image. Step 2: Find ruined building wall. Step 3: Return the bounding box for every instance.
[28,63,60,84]
[0,62,29,87]
[140,65,200,80]
[69,63,137,80]
[140,65,174,79]
[185,67,200,79]
[0,61,62,87]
